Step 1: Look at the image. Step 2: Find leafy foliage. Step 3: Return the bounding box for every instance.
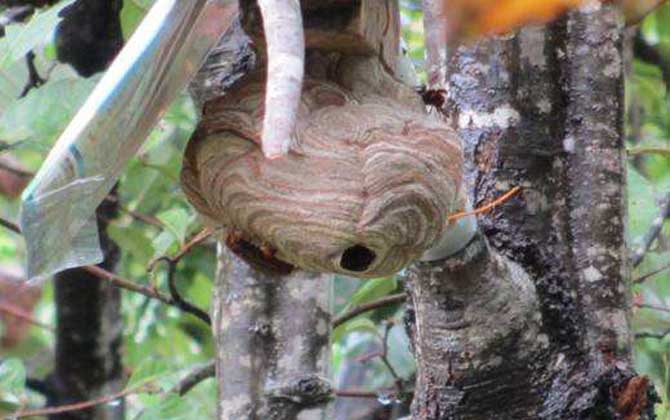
[625,3,670,416]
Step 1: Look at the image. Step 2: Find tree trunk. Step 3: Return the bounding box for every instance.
[50,194,124,420]
[47,2,125,419]
[213,245,333,420]
[408,3,655,419]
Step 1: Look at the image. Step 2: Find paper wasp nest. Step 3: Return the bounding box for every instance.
[181,59,464,278]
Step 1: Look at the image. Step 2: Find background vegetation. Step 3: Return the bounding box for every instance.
[0,0,668,417]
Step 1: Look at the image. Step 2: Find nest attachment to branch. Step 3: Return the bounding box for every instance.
[181,64,464,278]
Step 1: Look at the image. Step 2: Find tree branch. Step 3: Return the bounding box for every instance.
[7,384,152,419]
[148,228,215,325]
[333,293,406,328]
[0,215,211,324]
[0,216,20,234]
[151,256,211,325]
[170,361,216,396]
[633,263,670,284]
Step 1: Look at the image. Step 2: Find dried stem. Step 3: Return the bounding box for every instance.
[446,186,521,224]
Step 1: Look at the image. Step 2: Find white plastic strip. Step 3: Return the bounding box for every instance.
[21,0,238,281]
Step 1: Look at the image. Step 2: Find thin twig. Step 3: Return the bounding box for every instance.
[636,302,670,312]
[631,192,670,267]
[0,160,33,178]
[6,384,153,419]
[0,301,54,331]
[172,228,214,262]
[147,229,215,325]
[120,207,164,228]
[170,361,216,396]
[0,219,210,324]
[635,328,670,340]
[159,258,211,325]
[0,216,20,234]
[333,293,407,328]
[334,388,381,399]
[82,265,172,306]
[86,265,210,324]
[379,322,404,396]
[628,147,670,157]
[633,263,670,284]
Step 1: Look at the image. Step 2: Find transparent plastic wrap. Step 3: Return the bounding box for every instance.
[20,0,239,281]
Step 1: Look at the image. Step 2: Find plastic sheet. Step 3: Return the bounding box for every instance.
[20,0,238,281]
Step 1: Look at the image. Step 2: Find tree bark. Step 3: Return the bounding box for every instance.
[213,245,332,420]
[47,2,125,419]
[408,3,655,419]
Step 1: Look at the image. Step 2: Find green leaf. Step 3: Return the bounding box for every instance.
[0,359,26,401]
[127,357,175,388]
[108,224,155,265]
[157,208,192,246]
[349,277,398,307]
[0,0,75,69]
[0,76,98,146]
[332,317,379,343]
[152,230,178,258]
[138,393,194,420]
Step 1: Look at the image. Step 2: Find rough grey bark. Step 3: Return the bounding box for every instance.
[213,245,332,420]
[47,2,125,419]
[408,3,654,419]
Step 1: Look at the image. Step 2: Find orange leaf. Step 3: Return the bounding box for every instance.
[442,0,668,43]
[478,0,585,33]
[444,0,587,41]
